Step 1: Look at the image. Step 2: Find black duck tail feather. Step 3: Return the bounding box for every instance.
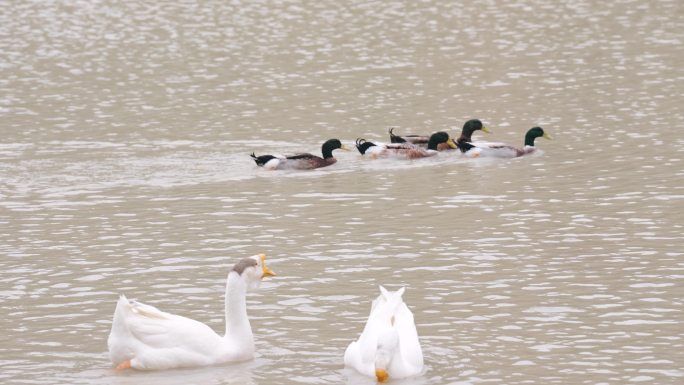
[355,138,366,153]
[251,153,277,167]
[250,152,260,165]
[389,127,406,143]
[355,138,377,155]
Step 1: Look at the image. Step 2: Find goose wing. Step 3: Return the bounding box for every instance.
[394,303,424,367]
[109,296,220,353]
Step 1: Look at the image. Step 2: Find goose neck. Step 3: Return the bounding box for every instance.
[224,272,251,338]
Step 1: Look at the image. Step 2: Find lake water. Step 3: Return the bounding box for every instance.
[1,0,683,384]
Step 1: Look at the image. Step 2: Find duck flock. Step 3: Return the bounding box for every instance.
[107,120,552,383]
[250,119,551,170]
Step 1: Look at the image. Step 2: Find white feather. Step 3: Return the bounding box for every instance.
[108,255,272,370]
[263,157,282,170]
[344,286,424,381]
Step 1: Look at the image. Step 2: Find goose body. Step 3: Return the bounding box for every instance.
[108,254,275,370]
[344,286,424,383]
[251,139,349,170]
[356,132,456,160]
[465,127,551,158]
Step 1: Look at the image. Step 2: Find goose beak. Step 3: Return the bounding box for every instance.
[446,138,457,149]
[259,254,276,278]
[481,126,491,133]
[340,144,351,151]
[375,368,389,383]
[543,132,552,140]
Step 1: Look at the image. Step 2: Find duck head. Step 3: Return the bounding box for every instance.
[524,126,552,146]
[427,131,457,150]
[462,119,491,137]
[321,139,350,159]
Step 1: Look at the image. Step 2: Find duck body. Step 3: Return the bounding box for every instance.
[108,254,275,371]
[250,139,349,170]
[465,127,551,158]
[388,128,428,146]
[344,286,424,382]
[251,153,337,170]
[466,144,534,158]
[389,128,455,151]
[356,140,437,160]
[356,132,456,160]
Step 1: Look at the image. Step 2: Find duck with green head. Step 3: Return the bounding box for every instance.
[250,139,350,170]
[465,126,552,158]
[389,119,490,153]
[357,131,457,160]
[454,119,492,153]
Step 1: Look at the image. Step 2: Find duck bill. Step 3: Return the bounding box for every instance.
[481,126,491,134]
[543,132,552,140]
[340,144,351,151]
[375,368,389,383]
[446,138,457,149]
[259,254,276,278]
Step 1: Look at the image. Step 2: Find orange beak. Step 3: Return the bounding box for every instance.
[376,368,389,383]
[259,254,276,278]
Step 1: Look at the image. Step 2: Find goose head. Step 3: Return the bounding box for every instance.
[374,328,400,383]
[232,254,276,290]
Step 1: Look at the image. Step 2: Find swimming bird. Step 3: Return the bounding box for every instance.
[388,119,490,153]
[250,139,349,170]
[344,286,424,383]
[465,126,551,158]
[108,254,275,370]
[356,131,456,159]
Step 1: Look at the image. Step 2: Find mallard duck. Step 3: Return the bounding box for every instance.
[465,126,551,158]
[389,128,456,151]
[250,139,349,170]
[356,132,456,159]
[107,254,276,370]
[344,286,424,383]
[454,119,491,153]
[388,119,490,153]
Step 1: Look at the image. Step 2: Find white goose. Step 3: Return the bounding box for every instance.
[107,254,275,370]
[344,286,424,382]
